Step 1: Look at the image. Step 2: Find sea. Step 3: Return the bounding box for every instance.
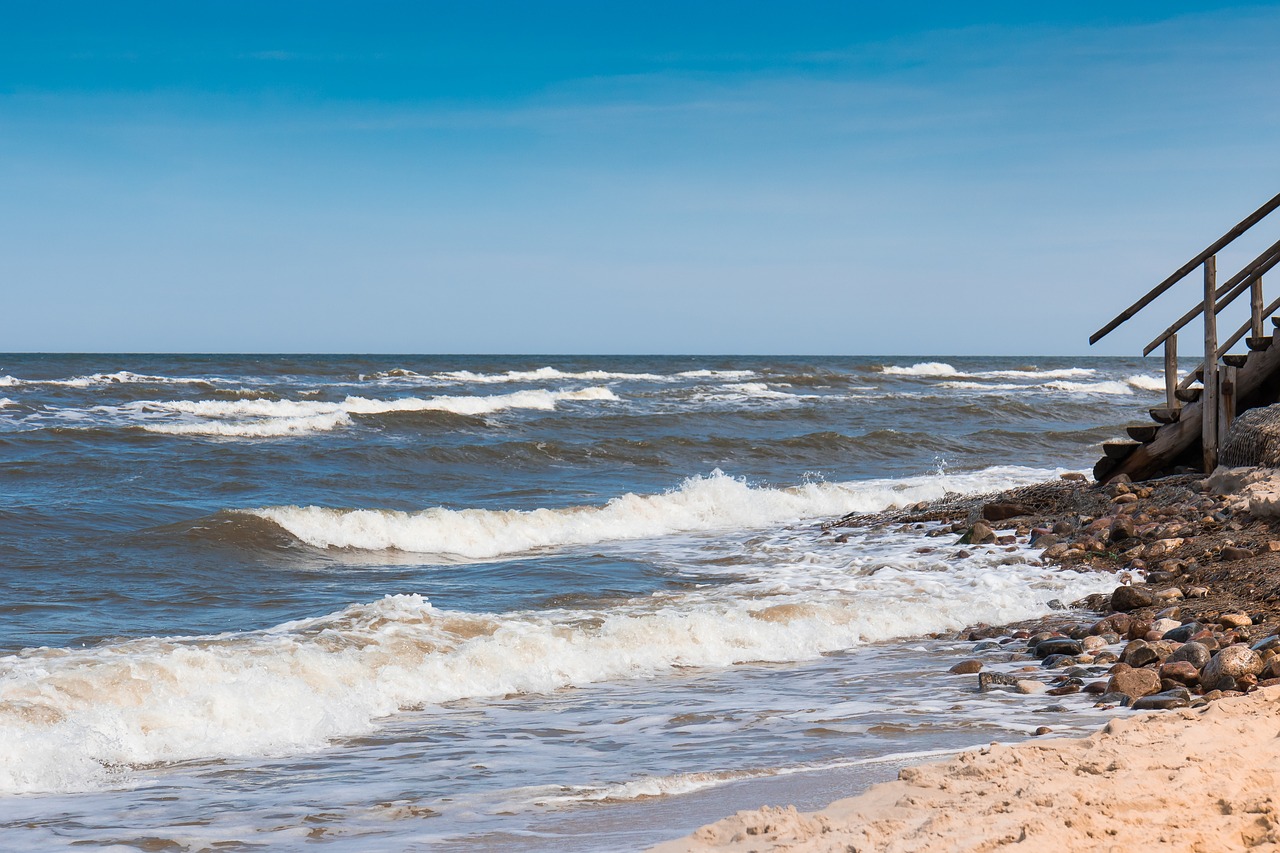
[0,354,1164,851]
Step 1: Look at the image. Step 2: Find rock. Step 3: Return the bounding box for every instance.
[1106,668,1162,699]
[1030,533,1060,549]
[1201,645,1264,691]
[1052,520,1074,535]
[1186,586,1210,599]
[1041,654,1077,669]
[1219,613,1253,628]
[1110,585,1155,612]
[950,659,983,674]
[1158,660,1201,685]
[1113,493,1139,505]
[1121,640,1161,668]
[1220,546,1256,562]
[960,522,996,545]
[1162,622,1203,643]
[1265,541,1280,552]
[1042,543,1071,560]
[1131,688,1192,711]
[1016,680,1047,695]
[1167,641,1211,668]
[1109,517,1136,543]
[1154,588,1184,602]
[1034,725,1054,735]
[1146,538,1185,558]
[1061,472,1086,482]
[1250,635,1280,654]
[1149,618,1181,636]
[982,502,1031,522]
[1091,614,1132,636]
[1046,683,1080,696]
[1081,635,1108,652]
[1034,639,1083,658]
[978,671,1020,692]
[1096,691,1134,707]
[1206,466,1267,495]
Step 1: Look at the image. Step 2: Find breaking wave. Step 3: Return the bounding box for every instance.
[246,466,1064,559]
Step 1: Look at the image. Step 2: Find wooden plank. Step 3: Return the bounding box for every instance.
[1176,387,1203,403]
[1223,354,1249,368]
[1149,407,1181,424]
[1127,424,1159,442]
[1203,256,1219,472]
[1247,335,1272,351]
[1164,335,1179,410]
[1104,441,1141,460]
[1092,190,1280,345]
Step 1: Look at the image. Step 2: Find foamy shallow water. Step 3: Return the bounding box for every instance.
[0,355,1158,849]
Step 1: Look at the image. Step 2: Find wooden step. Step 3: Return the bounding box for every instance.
[1093,455,1120,482]
[1175,387,1203,403]
[1223,353,1250,368]
[1193,367,1204,382]
[1103,440,1141,460]
[1149,407,1181,424]
[1126,424,1159,442]
[1248,335,1272,351]
[1272,316,1280,329]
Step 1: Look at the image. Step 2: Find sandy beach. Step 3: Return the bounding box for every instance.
[656,686,1280,852]
[657,468,1280,852]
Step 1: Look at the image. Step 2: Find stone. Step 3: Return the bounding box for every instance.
[978,671,1020,692]
[1110,585,1155,612]
[1106,668,1162,699]
[1081,635,1108,652]
[1220,546,1256,562]
[1051,520,1074,535]
[949,659,983,674]
[1109,517,1136,543]
[1042,543,1071,560]
[1030,533,1060,549]
[1186,586,1210,599]
[1250,635,1280,654]
[982,502,1031,522]
[1149,618,1181,636]
[1146,538,1185,558]
[1201,645,1264,691]
[1120,640,1161,668]
[1060,472,1086,482]
[1034,726,1053,735]
[1041,654,1077,669]
[1167,641,1211,668]
[960,522,996,545]
[1096,692,1134,707]
[1091,614,1131,636]
[1219,613,1253,629]
[1154,588,1184,602]
[1158,660,1200,685]
[1016,680,1047,695]
[1131,689,1192,711]
[1034,639,1083,658]
[1046,683,1080,696]
[1161,621,1203,643]
[1113,493,1139,505]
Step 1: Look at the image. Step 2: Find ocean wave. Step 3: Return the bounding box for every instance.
[0,371,218,388]
[433,367,665,384]
[0,545,1113,794]
[675,369,757,379]
[133,388,619,436]
[880,362,959,377]
[1126,374,1168,392]
[246,466,1065,559]
[1043,380,1134,395]
[144,412,353,437]
[0,398,14,409]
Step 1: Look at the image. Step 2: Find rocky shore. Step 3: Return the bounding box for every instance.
[655,467,1280,852]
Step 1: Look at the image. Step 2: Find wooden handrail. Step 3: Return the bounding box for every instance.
[1143,239,1280,355]
[1091,190,1280,345]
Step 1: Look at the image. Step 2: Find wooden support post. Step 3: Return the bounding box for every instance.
[1203,255,1220,472]
[1164,334,1179,410]
[1219,364,1237,451]
[1254,275,1266,339]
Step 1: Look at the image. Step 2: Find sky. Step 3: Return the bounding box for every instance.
[2,1,1279,354]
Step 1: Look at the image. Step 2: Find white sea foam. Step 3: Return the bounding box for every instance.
[0,502,1114,795]
[675,369,757,379]
[2,371,218,388]
[1126,374,1167,392]
[434,367,665,384]
[145,412,353,437]
[880,362,959,377]
[248,466,1064,558]
[0,398,15,409]
[1043,380,1134,395]
[975,368,1097,380]
[135,388,619,436]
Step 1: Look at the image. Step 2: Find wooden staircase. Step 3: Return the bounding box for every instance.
[1092,192,1280,483]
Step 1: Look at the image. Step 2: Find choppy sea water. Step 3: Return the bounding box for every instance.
[0,355,1163,850]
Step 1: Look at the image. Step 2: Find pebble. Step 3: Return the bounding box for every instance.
[1219,613,1253,628]
[1106,668,1162,699]
[949,659,983,674]
[1016,680,1047,695]
[1201,645,1264,691]
[1131,688,1192,711]
[1110,585,1155,611]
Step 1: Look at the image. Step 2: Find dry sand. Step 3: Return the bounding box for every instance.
[654,686,1280,852]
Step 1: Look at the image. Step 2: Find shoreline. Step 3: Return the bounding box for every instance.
[655,467,1280,851]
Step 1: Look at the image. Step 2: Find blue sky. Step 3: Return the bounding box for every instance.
[3,2,1279,354]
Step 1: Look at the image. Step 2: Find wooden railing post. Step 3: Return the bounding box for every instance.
[1164,334,1179,410]
[1203,255,1220,471]
[1220,364,1237,450]
[1253,275,1266,340]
